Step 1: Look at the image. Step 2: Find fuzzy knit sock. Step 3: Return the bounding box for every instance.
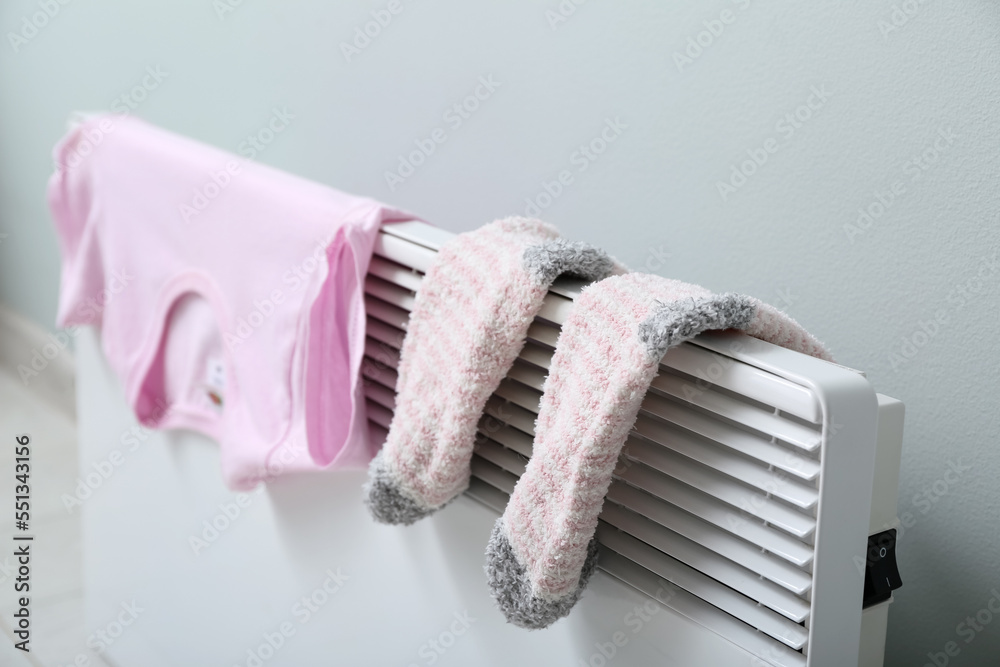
[485,272,833,629]
[365,217,616,525]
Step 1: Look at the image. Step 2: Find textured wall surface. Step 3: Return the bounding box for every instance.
[1,1,998,664]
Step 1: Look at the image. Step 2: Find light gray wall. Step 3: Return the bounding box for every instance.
[2,1,998,664]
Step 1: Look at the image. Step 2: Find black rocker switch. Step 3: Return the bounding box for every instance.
[863,529,903,608]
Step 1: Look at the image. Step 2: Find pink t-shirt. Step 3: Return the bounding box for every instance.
[49,114,412,490]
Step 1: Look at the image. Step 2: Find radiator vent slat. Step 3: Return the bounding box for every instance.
[470,454,520,493]
[610,461,814,567]
[526,321,560,347]
[367,255,424,292]
[604,482,813,596]
[363,357,397,391]
[365,399,393,430]
[477,421,534,458]
[639,394,821,481]
[365,317,405,351]
[364,275,416,311]
[504,360,546,390]
[631,416,819,510]
[368,420,388,446]
[517,341,557,370]
[595,537,810,661]
[493,378,542,413]
[474,439,529,476]
[364,294,409,331]
[621,439,817,538]
[364,380,396,413]
[483,395,538,436]
[364,337,400,369]
[598,503,811,622]
[661,343,821,425]
[373,232,437,272]
[647,373,823,454]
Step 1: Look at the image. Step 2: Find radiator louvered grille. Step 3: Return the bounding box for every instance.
[362,225,827,667]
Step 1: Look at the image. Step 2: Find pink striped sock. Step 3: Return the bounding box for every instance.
[486,272,832,628]
[365,217,616,525]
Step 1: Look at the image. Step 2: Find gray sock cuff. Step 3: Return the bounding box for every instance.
[522,239,616,285]
[484,520,600,629]
[638,292,757,360]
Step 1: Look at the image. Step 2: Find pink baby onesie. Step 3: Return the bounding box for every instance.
[49,114,412,490]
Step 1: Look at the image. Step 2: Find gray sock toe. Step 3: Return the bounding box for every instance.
[364,451,437,525]
[484,520,600,629]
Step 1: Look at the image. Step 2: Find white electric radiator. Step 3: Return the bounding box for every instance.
[76,219,904,667]
[361,221,905,667]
